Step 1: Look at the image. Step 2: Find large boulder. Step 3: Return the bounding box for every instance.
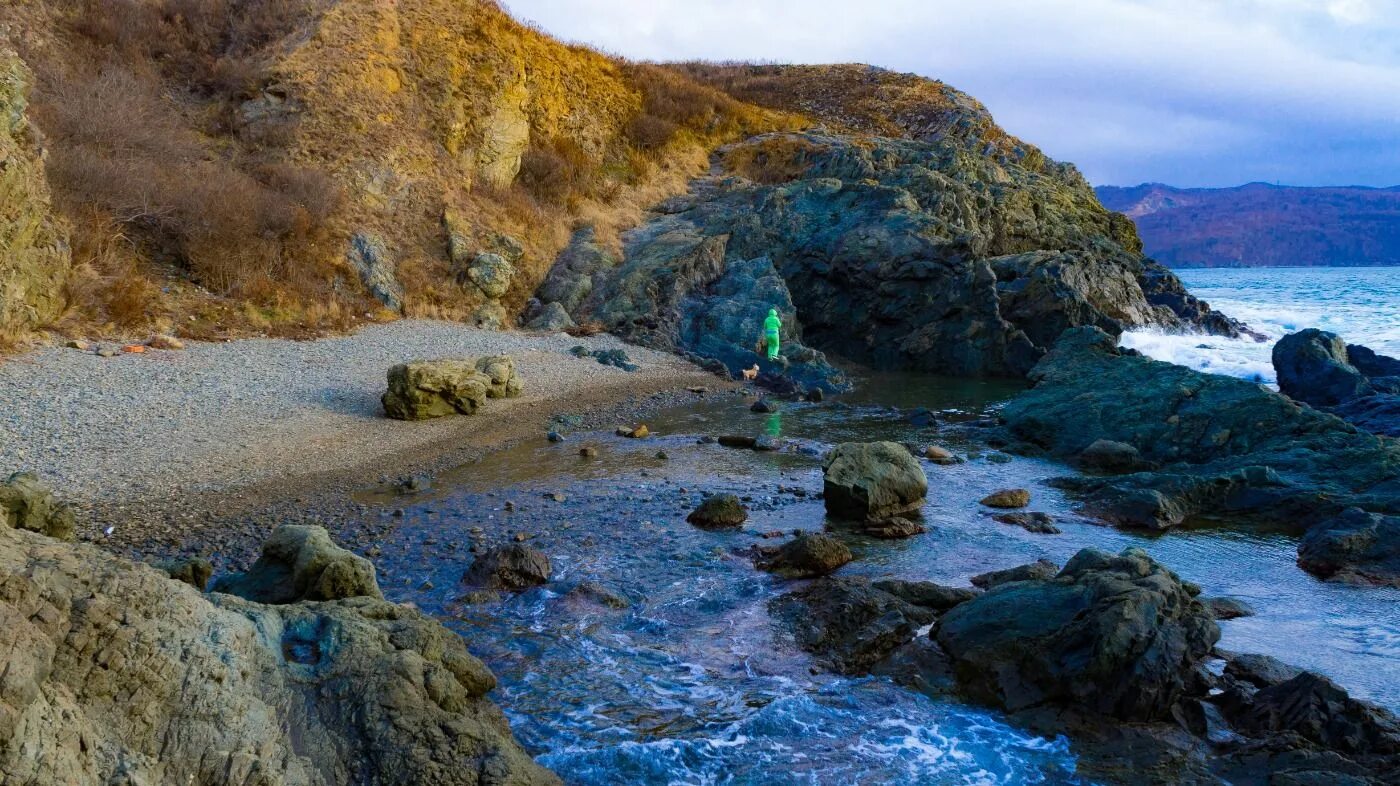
[1001,327,1400,530]
[0,525,557,786]
[211,525,381,604]
[382,356,522,420]
[935,547,1219,720]
[463,544,552,590]
[1273,330,1400,437]
[822,442,928,520]
[1274,329,1372,407]
[0,471,75,541]
[1297,508,1400,587]
[770,577,936,674]
[758,533,853,579]
[464,252,515,300]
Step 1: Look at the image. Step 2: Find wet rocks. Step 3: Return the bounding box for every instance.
[687,494,748,529]
[1297,507,1400,587]
[750,398,780,413]
[1274,330,1400,437]
[757,533,853,578]
[969,559,1059,589]
[1202,596,1255,620]
[872,579,979,612]
[822,442,928,520]
[770,577,937,674]
[857,516,925,539]
[979,488,1030,508]
[1000,327,1400,531]
[936,547,1219,719]
[1077,439,1150,474]
[463,544,552,590]
[923,445,957,465]
[0,471,75,541]
[382,355,522,420]
[211,524,382,604]
[0,525,556,786]
[616,424,650,438]
[717,435,757,449]
[1223,672,1400,756]
[991,512,1061,534]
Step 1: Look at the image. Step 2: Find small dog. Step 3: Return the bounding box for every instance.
[741,364,760,381]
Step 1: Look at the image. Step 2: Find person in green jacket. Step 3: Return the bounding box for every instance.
[763,308,782,361]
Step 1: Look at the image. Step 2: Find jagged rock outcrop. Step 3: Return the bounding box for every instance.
[769,577,936,674]
[0,472,75,541]
[1273,329,1400,437]
[756,533,853,579]
[999,327,1400,531]
[1297,508,1400,587]
[559,127,1242,383]
[382,355,522,420]
[936,548,1218,719]
[822,441,928,520]
[0,524,557,786]
[211,524,381,604]
[0,49,70,338]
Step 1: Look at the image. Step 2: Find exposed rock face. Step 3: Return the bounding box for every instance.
[686,494,748,529]
[1000,327,1400,530]
[156,556,214,591]
[0,525,557,786]
[0,472,75,541]
[936,548,1219,719]
[211,525,382,604]
[871,579,978,612]
[534,226,617,315]
[0,49,70,338]
[1077,439,1151,474]
[524,301,575,332]
[758,533,853,578]
[569,129,1240,382]
[969,559,1059,589]
[463,544,552,590]
[382,355,522,420]
[1297,508,1400,587]
[822,442,928,520]
[348,232,405,313]
[465,252,516,299]
[770,577,936,674]
[1274,330,1400,437]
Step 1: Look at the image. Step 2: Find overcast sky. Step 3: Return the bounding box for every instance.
[504,0,1400,188]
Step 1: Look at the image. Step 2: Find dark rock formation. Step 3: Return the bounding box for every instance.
[991,512,1061,534]
[1202,596,1255,620]
[1297,508,1400,587]
[544,124,1241,386]
[211,525,382,604]
[822,442,928,520]
[769,577,936,674]
[1000,327,1400,531]
[382,356,522,420]
[872,579,979,612]
[969,559,1059,590]
[936,548,1218,719]
[1077,439,1152,474]
[757,533,853,578]
[0,524,557,785]
[1273,330,1400,437]
[687,494,748,529]
[463,544,552,590]
[0,472,75,541]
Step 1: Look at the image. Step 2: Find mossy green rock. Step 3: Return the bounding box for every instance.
[382,355,521,420]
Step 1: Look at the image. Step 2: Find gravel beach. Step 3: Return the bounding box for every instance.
[0,320,725,547]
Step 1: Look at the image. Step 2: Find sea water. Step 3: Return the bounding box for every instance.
[1121,267,1400,383]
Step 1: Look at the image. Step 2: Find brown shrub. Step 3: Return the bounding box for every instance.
[516,137,594,206]
[626,113,677,151]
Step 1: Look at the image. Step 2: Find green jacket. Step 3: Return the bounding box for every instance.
[763,311,781,337]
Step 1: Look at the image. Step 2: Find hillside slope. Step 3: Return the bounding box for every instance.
[1096,182,1400,268]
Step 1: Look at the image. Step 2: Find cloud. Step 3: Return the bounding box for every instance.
[504,0,1400,187]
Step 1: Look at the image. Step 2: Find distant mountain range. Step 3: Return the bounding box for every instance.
[1095,182,1400,268]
